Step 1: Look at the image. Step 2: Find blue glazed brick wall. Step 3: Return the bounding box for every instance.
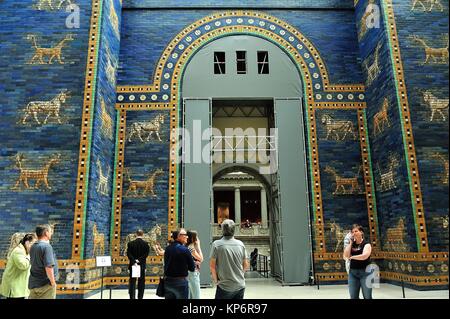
[84,0,121,260]
[0,0,92,261]
[119,110,171,257]
[392,0,449,253]
[356,0,417,252]
[85,0,121,258]
[118,9,364,85]
[316,109,369,252]
[123,0,354,9]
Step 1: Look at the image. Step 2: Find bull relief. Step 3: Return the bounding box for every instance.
[422,91,449,122]
[320,114,357,141]
[385,217,408,252]
[127,114,165,143]
[20,90,69,125]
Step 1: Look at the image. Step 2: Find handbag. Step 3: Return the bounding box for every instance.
[156,276,165,297]
[131,263,141,278]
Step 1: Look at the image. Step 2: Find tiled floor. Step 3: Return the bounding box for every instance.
[88,274,449,299]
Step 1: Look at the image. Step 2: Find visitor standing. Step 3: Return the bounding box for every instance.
[0,234,36,299]
[28,225,58,299]
[186,230,203,299]
[127,229,150,299]
[210,219,249,299]
[343,224,373,299]
[163,228,195,299]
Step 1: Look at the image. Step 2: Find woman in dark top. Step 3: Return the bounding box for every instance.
[343,224,373,299]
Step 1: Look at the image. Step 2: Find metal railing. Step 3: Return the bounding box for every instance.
[212,135,276,152]
[212,223,270,237]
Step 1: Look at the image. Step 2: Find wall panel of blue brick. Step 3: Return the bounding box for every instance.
[0,0,92,261]
[392,0,449,253]
[83,0,122,260]
[123,0,354,9]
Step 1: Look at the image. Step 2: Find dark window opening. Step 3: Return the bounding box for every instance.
[257,51,269,74]
[236,51,247,74]
[213,191,235,223]
[214,52,226,74]
[240,190,262,224]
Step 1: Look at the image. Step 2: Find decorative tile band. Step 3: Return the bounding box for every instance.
[314,251,448,261]
[111,110,126,258]
[316,272,448,286]
[72,0,104,259]
[381,0,428,252]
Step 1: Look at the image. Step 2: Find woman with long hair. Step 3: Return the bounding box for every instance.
[343,224,373,299]
[0,233,37,298]
[186,230,203,299]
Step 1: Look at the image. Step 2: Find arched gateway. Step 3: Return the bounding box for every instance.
[182,34,312,285]
[114,11,366,287]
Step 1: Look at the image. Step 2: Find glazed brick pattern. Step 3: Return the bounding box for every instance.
[356,0,417,252]
[119,110,171,255]
[0,0,92,260]
[315,109,369,252]
[117,9,364,85]
[83,0,122,260]
[123,0,354,9]
[392,0,449,253]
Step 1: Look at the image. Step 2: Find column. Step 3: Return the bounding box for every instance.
[260,187,268,228]
[234,187,241,226]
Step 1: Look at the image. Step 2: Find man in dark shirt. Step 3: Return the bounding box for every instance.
[29,224,58,299]
[163,228,195,299]
[127,229,150,299]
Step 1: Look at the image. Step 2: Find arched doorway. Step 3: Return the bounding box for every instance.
[181,35,312,285]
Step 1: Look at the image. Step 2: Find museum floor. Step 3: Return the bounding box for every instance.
[88,272,449,299]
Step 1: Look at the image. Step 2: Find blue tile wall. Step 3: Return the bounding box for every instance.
[316,109,369,252]
[84,0,122,259]
[356,0,418,252]
[392,0,449,253]
[117,9,364,85]
[123,0,354,9]
[120,110,171,256]
[0,0,92,260]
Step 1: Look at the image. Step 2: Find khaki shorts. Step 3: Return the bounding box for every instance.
[29,284,57,299]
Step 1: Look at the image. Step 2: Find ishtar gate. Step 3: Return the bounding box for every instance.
[0,0,448,298]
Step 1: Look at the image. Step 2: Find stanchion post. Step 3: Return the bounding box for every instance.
[401,279,406,299]
[100,267,104,299]
[316,274,320,290]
